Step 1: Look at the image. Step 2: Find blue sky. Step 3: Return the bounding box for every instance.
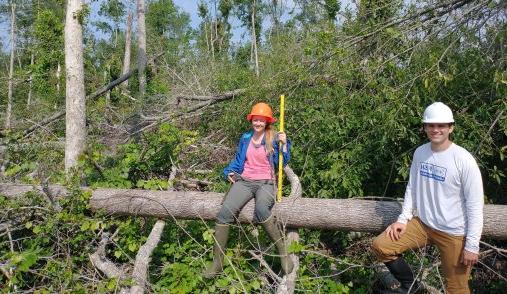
[0,0,356,53]
[0,0,263,52]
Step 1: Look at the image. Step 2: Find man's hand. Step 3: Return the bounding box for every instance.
[385,222,407,241]
[461,249,479,266]
[227,173,235,183]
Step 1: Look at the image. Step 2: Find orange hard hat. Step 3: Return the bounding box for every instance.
[246,102,277,123]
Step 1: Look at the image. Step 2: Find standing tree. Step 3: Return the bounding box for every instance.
[32,3,65,108]
[197,1,211,55]
[4,2,16,130]
[146,0,192,67]
[27,51,34,107]
[121,12,133,90]
[137,0,147,97]
[233,0,264,75]
[98,0,126,47]
[64,0,86,171]
[217,0,232,53]
[323,0,339,22]
[251,0,259,76]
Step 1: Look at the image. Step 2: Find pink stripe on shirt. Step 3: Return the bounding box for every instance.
[241,140,273,180]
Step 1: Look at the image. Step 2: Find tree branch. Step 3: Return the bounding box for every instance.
[277,166,302,294]
[130,219,166,294]
[129,89,245,136]
[90,232,125,280]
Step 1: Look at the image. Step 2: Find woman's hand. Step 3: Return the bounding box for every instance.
[277,132,287,145]
[227,173,235,183]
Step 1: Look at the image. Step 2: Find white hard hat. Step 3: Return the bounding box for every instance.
[422,102,454,123]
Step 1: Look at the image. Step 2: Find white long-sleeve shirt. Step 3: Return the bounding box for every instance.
[397,143,484,253]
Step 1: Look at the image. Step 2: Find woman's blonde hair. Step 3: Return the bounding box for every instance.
[264,124,276,155]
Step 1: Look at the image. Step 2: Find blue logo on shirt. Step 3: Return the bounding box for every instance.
[420,162,447,182]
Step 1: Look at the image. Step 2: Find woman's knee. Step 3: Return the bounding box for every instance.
[254,205,272,223]
[216,205,237,224]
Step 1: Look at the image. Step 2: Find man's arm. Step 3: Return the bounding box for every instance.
[385,156,418,241]
[461,155,484,264]
[397,159,417,224]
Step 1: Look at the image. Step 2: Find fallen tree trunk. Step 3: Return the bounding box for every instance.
[176,89,246,102]
[2,183,506,240]
[88,189,507,240]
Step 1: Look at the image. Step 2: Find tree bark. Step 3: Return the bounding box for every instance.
[5,2,16,130]
[56,62,61,95]
[88,190,507,240]
[176,88,245,101]
[103,69,110,106]
[251,1,259,77]
[204,22,210,55]
[130,219,165,294]
[89,233,125,280]
[122,12,132,90]
[27,52,34,108]
[136,0,147,97]
[64,0,87,171]
[277,166,301,294]
[210,21,215,60]
[2,183,506,240]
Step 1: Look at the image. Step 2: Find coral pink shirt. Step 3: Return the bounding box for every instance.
[241,140,273,180]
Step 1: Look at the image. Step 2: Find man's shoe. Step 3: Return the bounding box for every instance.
[384,257,422,294]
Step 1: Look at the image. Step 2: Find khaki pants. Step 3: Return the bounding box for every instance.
[372,217,471,294]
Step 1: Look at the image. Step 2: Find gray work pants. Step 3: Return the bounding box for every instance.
[217,178,275,224]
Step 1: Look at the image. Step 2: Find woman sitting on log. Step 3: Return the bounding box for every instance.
[203,102,294,278]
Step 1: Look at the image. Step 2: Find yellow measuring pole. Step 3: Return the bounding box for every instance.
[277,94,285,202]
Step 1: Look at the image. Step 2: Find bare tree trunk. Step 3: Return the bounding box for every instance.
[251,1,260,77]
[210,21,215,60]
[104,69,110,107]
[204,22,210,55]
[2,183,507,240]
[217,22,223,53]
[5,3,16,130]
[64,0,86,171]
[56,62,61,95]
[250,24,254,63]
[86,187,507,240]
[121,12,132,90]
[27,52,34,108]
[136,0,147,97]
[271,0,280,28]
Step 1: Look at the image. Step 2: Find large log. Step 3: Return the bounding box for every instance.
[88,188,507,240]
[2,184,506,240]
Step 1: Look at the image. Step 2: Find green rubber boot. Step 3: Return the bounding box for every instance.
[261,216,294,275]
[203,224,230,279]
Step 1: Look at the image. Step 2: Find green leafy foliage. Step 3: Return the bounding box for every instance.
[83,123,196,189]
[1,0,505,292]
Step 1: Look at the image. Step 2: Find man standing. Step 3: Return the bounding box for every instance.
[372,102,484,294]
